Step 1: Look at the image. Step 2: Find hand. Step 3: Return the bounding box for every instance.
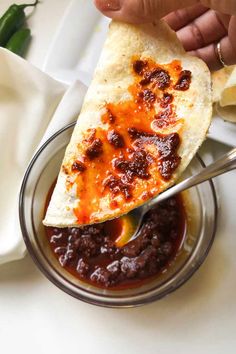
[94,0,236,70]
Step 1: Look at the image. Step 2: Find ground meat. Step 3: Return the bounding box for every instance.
[78,234,100,257]
[107,260,120,277]
[90,267,111,286]
[76,258,89,277]
[120,257,140,278]
[45,193,185,289]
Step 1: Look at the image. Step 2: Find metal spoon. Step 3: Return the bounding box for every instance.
[121,148,236,246]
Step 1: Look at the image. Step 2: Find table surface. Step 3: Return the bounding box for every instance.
[1,1,236,354]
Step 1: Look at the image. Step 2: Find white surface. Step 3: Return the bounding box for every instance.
[44,0,236,146]
[0,1,236,354]
[43,0,110,85]
[0,0,70,69]
[208,115,236,147]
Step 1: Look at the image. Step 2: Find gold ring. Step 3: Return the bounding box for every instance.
[216,41,227,67]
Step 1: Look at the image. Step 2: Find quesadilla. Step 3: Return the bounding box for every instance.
[43,20,212,227]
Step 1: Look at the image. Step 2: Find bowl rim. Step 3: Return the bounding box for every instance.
[19,122,218,308]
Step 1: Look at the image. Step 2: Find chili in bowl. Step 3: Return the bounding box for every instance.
[19,122,217,307]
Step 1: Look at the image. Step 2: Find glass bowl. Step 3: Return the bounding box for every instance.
[19,122,218,308]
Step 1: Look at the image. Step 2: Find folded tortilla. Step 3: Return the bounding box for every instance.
[212,65,236,122]
[43,20,212,227]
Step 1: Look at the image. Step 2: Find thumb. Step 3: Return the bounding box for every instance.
[94,0,199,24]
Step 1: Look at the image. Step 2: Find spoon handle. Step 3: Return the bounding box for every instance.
[145,148,236,211]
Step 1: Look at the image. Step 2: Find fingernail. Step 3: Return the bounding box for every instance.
[101,0,121,11]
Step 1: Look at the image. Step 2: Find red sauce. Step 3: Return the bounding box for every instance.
[61,57,192,224]
[44,183,186,289]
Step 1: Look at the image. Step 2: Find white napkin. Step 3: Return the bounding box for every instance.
[0,48,87,265]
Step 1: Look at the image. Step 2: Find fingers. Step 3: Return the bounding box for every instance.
[189,40,232,71]
[164,3,207,30]
[166,8,233,70]
[221,16,236,65]
[201,0,236,15]
[94,0,199,24]
[94,0,236,70]
[189,44,220,70]
[176,10,229,51]
[188,16,236,70]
